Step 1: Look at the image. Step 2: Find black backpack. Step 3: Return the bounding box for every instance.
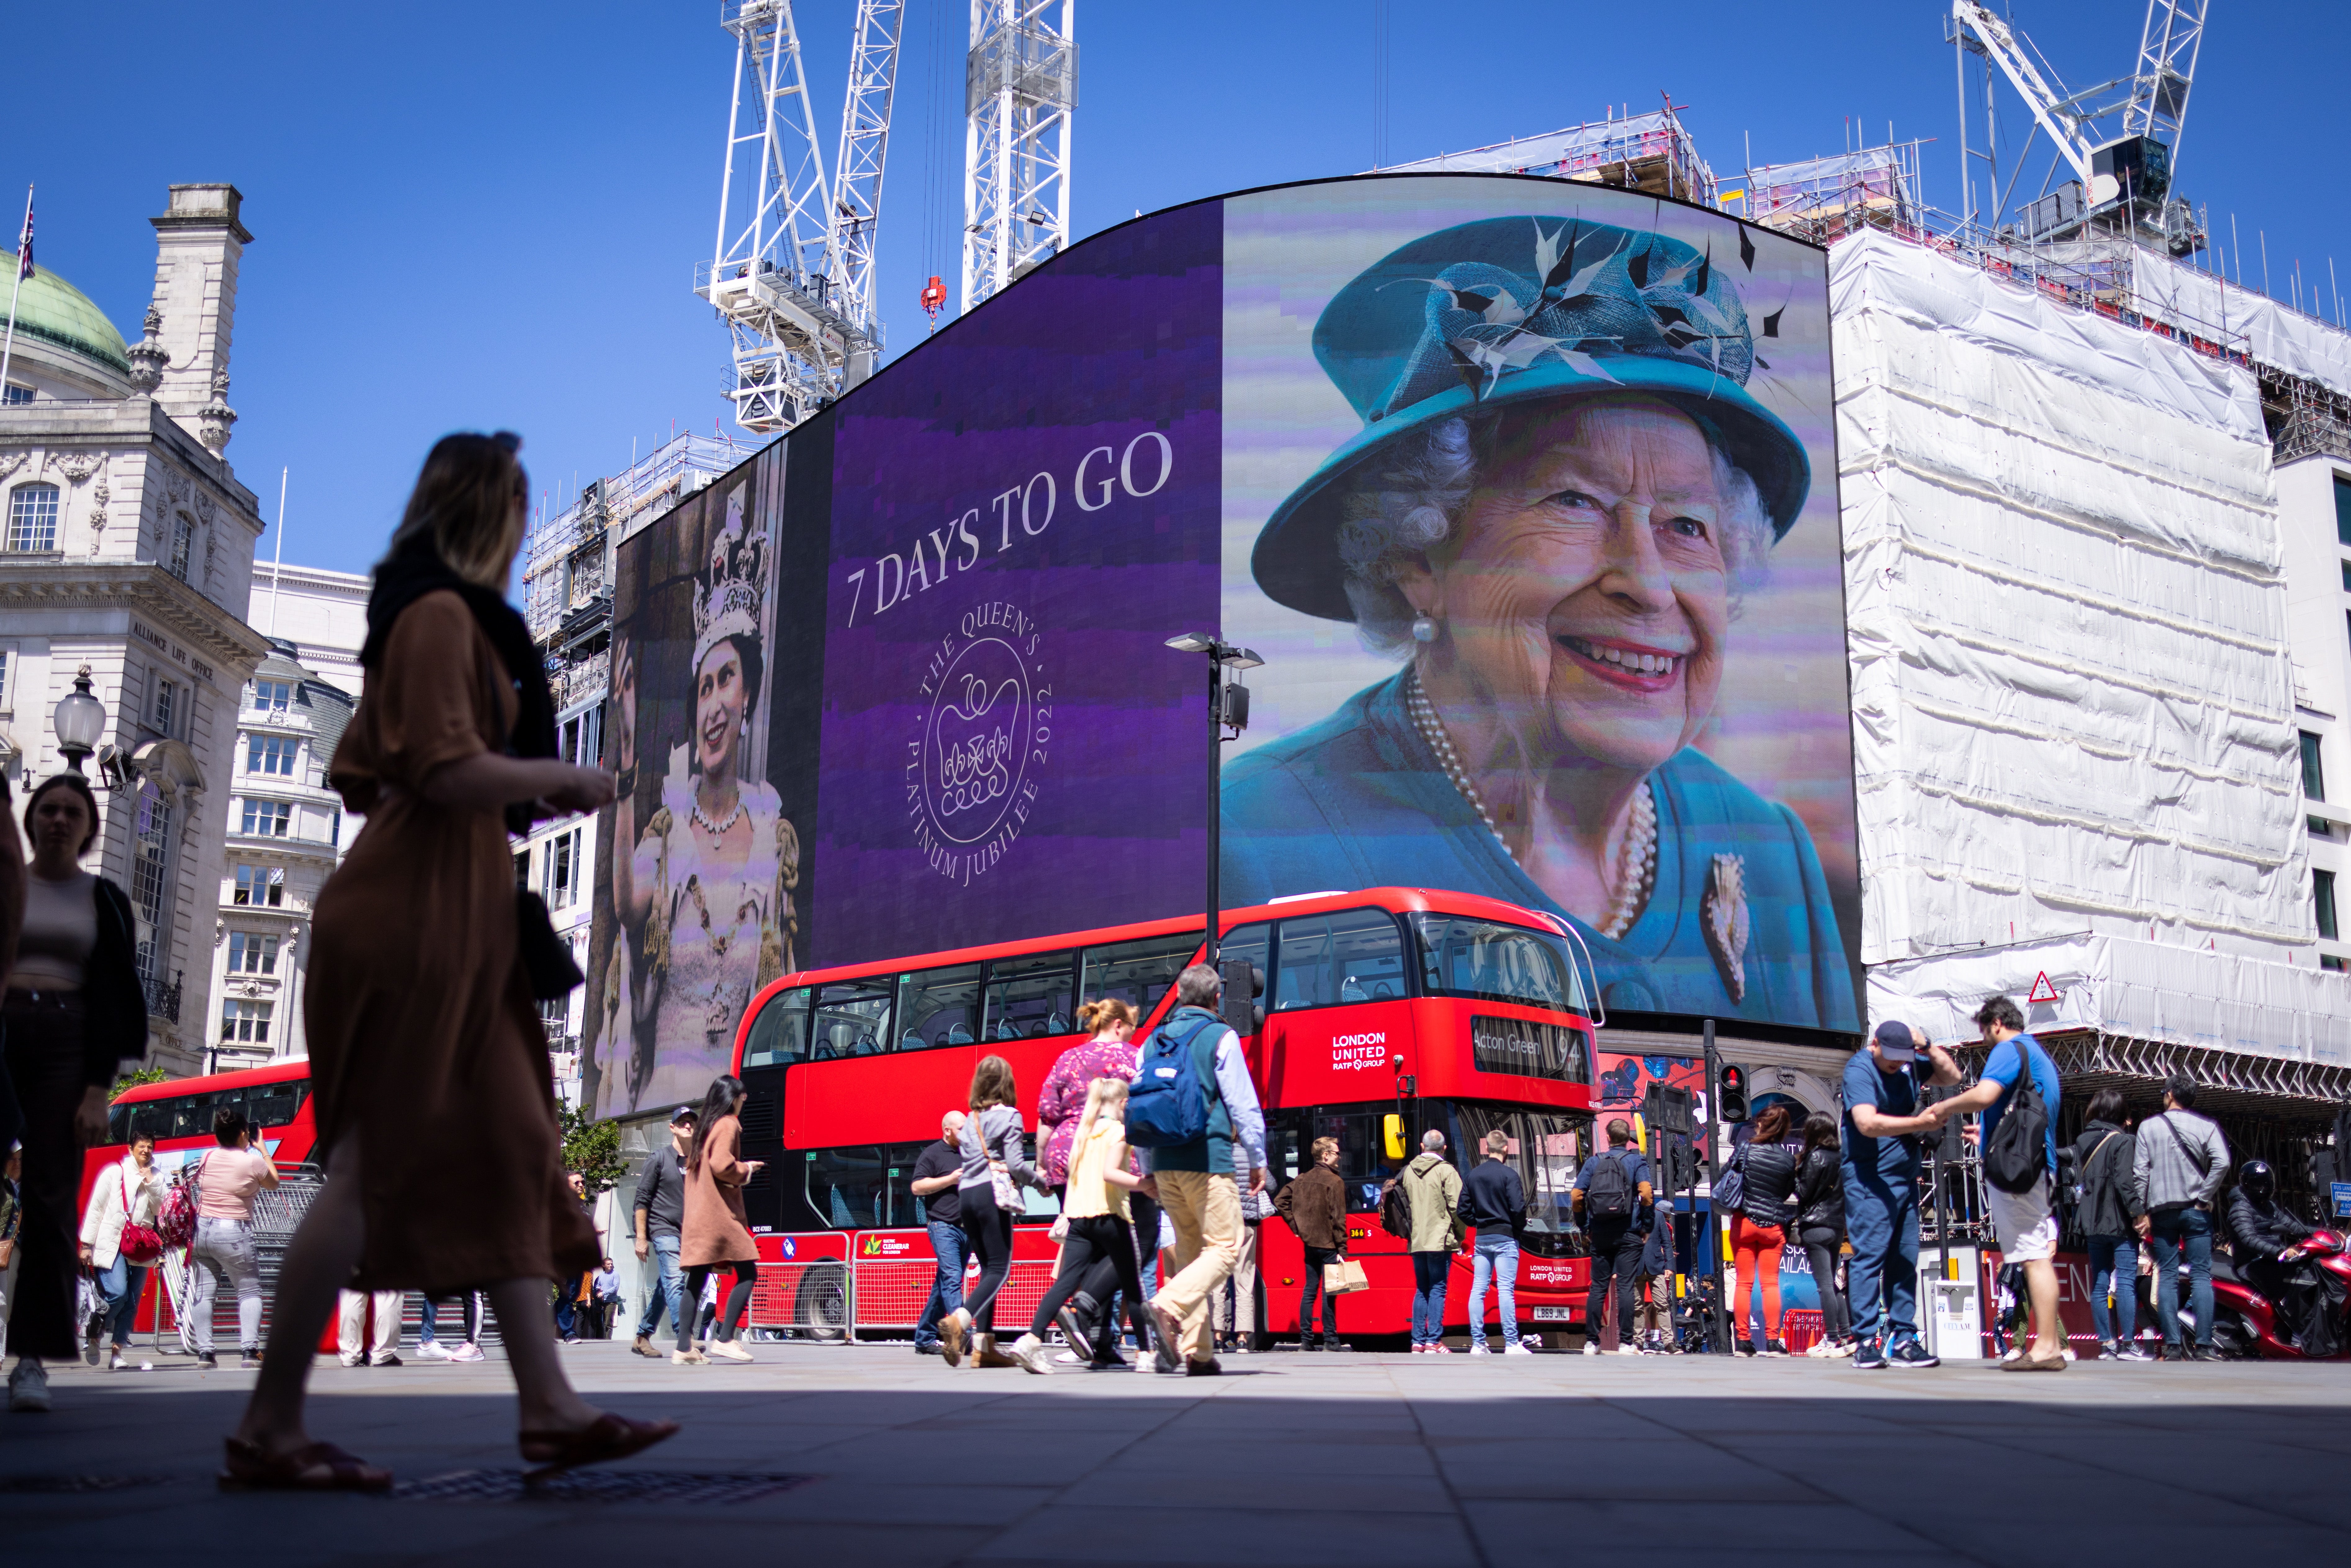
[1983,1038,2053,1195]
[1585,1150,1635,1221]
[1380,1178,1414,1240]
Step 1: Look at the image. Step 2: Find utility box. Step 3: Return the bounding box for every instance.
[1924,1246,1983,1360]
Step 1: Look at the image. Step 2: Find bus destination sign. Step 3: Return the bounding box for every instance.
[1469,1015,1591,1084]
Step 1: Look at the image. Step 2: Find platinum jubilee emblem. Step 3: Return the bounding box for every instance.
[907,600,1051,887]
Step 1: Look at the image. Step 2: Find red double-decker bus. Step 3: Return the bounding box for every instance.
[727,887,1607,1345]
[83,1059,319,1205]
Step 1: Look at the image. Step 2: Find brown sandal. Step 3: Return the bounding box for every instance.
[218,1436,394,1493]
[518,1411,680,1479]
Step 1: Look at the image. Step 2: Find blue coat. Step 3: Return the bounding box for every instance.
[1220,673,1858,1030]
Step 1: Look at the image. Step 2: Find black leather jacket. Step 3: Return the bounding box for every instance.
[1794,1145,1843,1235]
[1734,1140,1798,1226]
[2228,1189,2315,1260]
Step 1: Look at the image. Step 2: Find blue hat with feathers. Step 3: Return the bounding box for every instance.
[1251,215,1810,623]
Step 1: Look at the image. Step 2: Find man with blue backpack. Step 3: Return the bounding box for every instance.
[1126,964,1267,1376]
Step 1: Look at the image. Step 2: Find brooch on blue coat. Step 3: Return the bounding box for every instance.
[1702,853,1750,1004]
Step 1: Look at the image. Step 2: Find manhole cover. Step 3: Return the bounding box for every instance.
[393,1469,815,1505]
[0,1476,176,1494]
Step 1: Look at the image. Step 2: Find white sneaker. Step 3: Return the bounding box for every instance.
[415,1341,452,1361]
[707,1339,754,1363]
[109,1350,131,1372]
[1466,1342,1492,1355]
[1582,1342,1600,1356]
[1052,1349,1084,1364]
[1616,1343,1641,1355]
[338,1353,362,1368]
[8,1359,51,1413]
[1007,1332,1055,1376]
[1428,1344,1453,1354]
[449,1343,485,1363]
[1505,1342,1536,1356]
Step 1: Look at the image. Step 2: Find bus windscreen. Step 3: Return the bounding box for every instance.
[1410,914,1587,1015]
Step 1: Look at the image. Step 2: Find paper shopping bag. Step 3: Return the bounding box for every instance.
[1325,1258,1370,1295]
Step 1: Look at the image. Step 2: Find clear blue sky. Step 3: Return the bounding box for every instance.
[8,1,2345,578]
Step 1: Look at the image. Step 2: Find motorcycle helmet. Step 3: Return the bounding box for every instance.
[2239,1160,2276,1202]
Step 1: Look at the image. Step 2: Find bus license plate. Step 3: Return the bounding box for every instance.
[1531,1306,1575,1321]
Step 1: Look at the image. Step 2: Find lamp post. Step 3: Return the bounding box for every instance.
[1164,634,1261,970]
[52,664,107,776]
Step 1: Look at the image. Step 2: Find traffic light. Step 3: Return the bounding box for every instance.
[1717,1063,1751,1124]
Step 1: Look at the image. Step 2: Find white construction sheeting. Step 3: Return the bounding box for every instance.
[1832,232,2311,980]
[1869,934,2351,1069]
[2131,247,2351,401]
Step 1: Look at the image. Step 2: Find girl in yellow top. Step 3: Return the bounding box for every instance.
[1005,1077,1156,1375]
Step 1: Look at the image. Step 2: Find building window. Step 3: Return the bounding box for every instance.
[2337,475,2351,547]
[7,484,60,552]
[168,513,194,581]
[514,849,530,889]
[249,679,293,715]
[561,705,605,768]
[227,931,280,974]
[0,646,10,709]
[2304,732,2329,802]
[2,383,31,405]
[2341,559,2351,593]
[247,734,297,776]
[239,798,292,837]
[329,809,342,848]
[150,674,179,740]
[544,829,579,908]
[220,998,274,1045]
[2320,869,2340,944]
[130,791,174,980]
[233,864,285,907]
[2325,955,2349,974]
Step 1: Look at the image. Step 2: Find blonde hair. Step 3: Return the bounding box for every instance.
[1311,1135,1339,1164]
[968,1054,1018,1112]
[383,432,530,589]
[1068,1077,1130,1189]
[1076,997,1137,1036]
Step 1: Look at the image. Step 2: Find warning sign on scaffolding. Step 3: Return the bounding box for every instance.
[2026,972,2064,1005]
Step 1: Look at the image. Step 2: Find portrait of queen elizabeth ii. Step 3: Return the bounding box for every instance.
[1221,208,1858,1029]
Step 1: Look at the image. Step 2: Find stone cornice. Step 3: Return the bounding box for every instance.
[0,397,262,516]
[0,560,272,675]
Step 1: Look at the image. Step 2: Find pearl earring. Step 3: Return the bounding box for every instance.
[1411,613,1438,644]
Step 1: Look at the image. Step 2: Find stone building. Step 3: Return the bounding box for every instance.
[0,184,270,1075]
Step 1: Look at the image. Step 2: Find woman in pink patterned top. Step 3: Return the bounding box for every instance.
[1036,1000,1140,1190]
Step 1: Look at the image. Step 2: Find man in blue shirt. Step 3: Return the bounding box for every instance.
[1571,1121,1653,1355]
[1841,1020,1960,1369]
[1934,995,2067,1370]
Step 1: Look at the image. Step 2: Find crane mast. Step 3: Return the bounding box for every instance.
[698,0,899,435]
[962,0,1077,314]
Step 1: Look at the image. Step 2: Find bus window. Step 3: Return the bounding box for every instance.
[246,1081,307,1130]
[1272,909,1406,1010]
[1411,913,1586,1014]
[811,982,893,1059]
[744,986,814,1066]
[1443,1101,1592,1258]
[1219,922,1271,996]
[1268,1108,1401,1214]
[805,1139,953,1228]
[1079,931,1198,1019]
[982,950,1076,1040]
[897,964,982,1049]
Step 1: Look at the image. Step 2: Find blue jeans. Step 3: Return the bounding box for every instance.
[96,1254,147,1347]
[1411,1252,1450,1345]
[1468,1234,1520,1348]
[634,1233,684,1338]
[915,1219,968,1347]
[2086,1234,2139,1346]
[1842,1167,1919,1344]
[2147,1207,2213,1348]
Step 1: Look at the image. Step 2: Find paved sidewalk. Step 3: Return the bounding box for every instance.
[2,1341,2344,1566]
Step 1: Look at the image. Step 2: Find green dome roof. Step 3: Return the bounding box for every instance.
[3,252,130,375]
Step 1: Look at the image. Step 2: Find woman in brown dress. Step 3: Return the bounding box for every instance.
[675,1074,762,1364]
[225,432,675,1490]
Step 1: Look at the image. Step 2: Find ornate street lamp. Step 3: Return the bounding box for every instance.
[52,665,107,776]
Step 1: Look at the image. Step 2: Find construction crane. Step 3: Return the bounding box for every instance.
[697,1,904,435]
[1947,0,2209,255]
[962,1,1077,313]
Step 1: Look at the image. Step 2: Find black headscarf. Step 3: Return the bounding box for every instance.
[361,533,557,836]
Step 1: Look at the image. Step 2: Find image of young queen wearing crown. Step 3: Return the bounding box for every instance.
[608,495,800,1113]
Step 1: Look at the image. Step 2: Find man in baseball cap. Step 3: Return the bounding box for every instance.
[629,1106,698,1357]
[1840,1021,1959,1369]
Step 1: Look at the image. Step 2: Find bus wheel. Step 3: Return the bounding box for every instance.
[792,1262,849,1342]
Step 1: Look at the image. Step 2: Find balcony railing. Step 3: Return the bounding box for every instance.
[142,968,183,1024]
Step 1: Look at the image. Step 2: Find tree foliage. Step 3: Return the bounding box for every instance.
[558,1102,628,1197]
[110,1065,169,1101]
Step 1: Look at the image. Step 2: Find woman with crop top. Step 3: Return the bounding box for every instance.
[937,1055,1043,1369]
[187,1105,282,1369]
[5,773,146,1415]
[1006,1077,1156,1375]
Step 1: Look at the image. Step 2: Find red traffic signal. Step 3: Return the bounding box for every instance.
[1717,1063,1751,1124]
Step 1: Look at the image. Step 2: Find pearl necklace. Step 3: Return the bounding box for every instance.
[1404,668,1658,939]
[691,781,745,837]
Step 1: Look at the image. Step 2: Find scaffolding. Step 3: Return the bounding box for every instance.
[1739,142,1929,247]
[519,432,745,710]
[1378,103,1718,208]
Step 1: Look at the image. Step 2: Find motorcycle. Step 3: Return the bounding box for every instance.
[2207,1228,2351,1360]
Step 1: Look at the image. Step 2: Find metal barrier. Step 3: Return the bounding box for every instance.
[745,1259,850,1339]
[844,1257,1058,1335]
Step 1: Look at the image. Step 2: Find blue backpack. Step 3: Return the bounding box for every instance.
[1125,1010,1223,1149]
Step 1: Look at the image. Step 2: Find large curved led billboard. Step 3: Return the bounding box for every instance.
[585,174,1856,1119]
